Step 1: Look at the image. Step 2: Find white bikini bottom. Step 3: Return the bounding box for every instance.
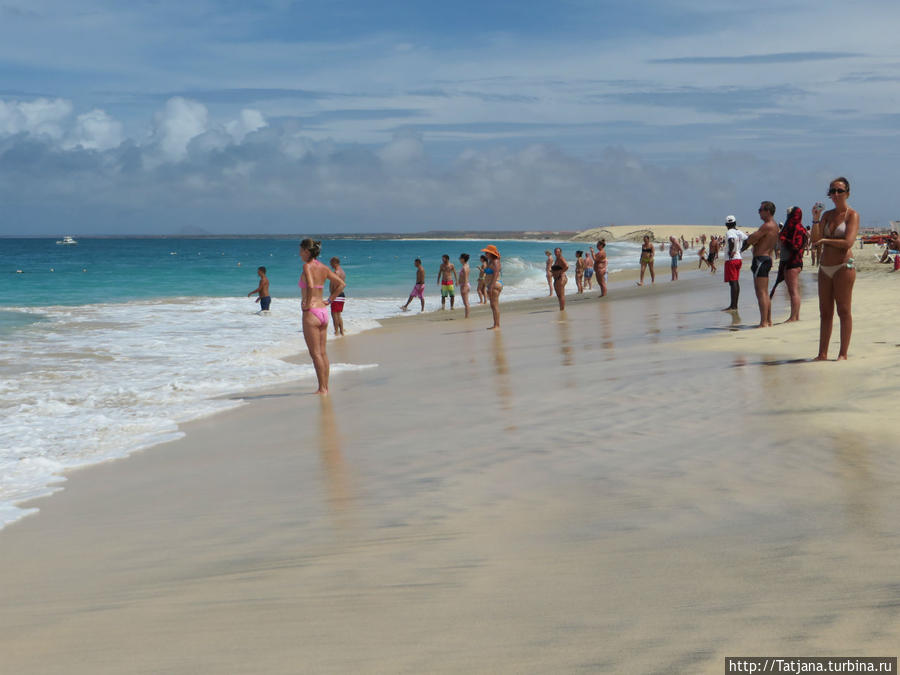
[819,258,854,279]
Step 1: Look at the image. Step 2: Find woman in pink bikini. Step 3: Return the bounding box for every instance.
[810,177,858,361]
[299,239,345,393]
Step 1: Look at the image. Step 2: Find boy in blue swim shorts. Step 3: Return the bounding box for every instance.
[248,266,271,313]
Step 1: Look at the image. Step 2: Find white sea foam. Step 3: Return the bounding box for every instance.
[0,296,378,529]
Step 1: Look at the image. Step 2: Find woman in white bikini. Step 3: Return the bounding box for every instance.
[299,239,346,393]
[810,177,858,361]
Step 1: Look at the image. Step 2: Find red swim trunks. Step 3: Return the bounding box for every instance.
[724,259,742,282]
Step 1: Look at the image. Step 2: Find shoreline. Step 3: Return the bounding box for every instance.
[0,258,648,531]
[2,262,899,672]
[2,257,893,529]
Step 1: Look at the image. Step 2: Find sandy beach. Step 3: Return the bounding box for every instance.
[2,262,899,673]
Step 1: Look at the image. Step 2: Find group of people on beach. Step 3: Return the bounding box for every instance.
[619,177,858,361]
[542,244,609,311]
[400,246,504,327]
[247,177,859,394]
[634,234,687,285]
[713,177,858,361]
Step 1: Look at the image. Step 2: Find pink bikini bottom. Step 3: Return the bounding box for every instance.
[303,307,329,326]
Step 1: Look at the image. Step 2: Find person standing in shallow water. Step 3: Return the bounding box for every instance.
[482,245,502,329]
[811,177,858,360]
[329,257,346,336]
[742,201,778,327]
[458,253,471,318]
[593,240,608,297]
[584,247,595,290]
[574,250,585,293]
[248,266,271,313]
[400,258,426,311]
[437,254,457,310]
[551,247,569,310]
[707,236,719,273]
[722,215,747,311]
[476,255,488,304]
[637,235,655,285]
[769,206,805,322]
[668,236,683,281]
[544,250,554,296]
[299,239,345,394]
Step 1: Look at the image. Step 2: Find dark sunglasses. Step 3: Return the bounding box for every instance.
[828,187,847,195]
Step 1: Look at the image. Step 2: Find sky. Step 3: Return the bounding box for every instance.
[1,0,899,235]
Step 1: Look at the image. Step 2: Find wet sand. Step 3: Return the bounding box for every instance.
[1,265,899,674]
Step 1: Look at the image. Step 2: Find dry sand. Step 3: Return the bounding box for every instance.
[1,263,899,674]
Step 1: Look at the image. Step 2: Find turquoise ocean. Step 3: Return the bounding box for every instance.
[0,236,640,527]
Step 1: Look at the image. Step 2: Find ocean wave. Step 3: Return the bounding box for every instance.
[0,297,378,529]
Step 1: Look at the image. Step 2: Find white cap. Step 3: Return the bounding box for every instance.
[725,215,736,224]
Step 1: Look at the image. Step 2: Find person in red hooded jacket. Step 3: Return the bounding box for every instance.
[769,206,807,322]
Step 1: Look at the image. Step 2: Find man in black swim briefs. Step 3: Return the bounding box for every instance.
[751,255,772,278]
[742,201,779,327]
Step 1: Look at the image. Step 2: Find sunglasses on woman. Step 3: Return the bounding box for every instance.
[828,187,847,195]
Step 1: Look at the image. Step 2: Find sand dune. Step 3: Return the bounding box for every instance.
[573,224,740,243]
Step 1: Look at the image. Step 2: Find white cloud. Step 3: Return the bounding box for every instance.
[378,132,425,165]
[0,97,72,139]
[0,93,897,235]
[66,109,124,150]
[151,97,209,162]
[225,108,267,143]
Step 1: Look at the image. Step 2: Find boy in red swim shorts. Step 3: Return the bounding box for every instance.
[329,257,346,335]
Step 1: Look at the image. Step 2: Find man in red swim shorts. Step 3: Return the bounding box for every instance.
[722,215,747,312]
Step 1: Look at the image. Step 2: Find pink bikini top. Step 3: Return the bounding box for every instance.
[298,260,325,289]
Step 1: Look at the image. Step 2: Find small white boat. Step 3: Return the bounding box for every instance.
[56,236,78,245]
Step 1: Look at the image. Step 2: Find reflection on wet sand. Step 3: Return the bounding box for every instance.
[317,396,354,521]
[556,311,574,367]
[643,297,661,344]
[596,301,615,354]
[491,329,514,415]
[833,431,878,534]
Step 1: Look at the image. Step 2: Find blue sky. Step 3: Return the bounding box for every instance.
[1,0,899,234]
